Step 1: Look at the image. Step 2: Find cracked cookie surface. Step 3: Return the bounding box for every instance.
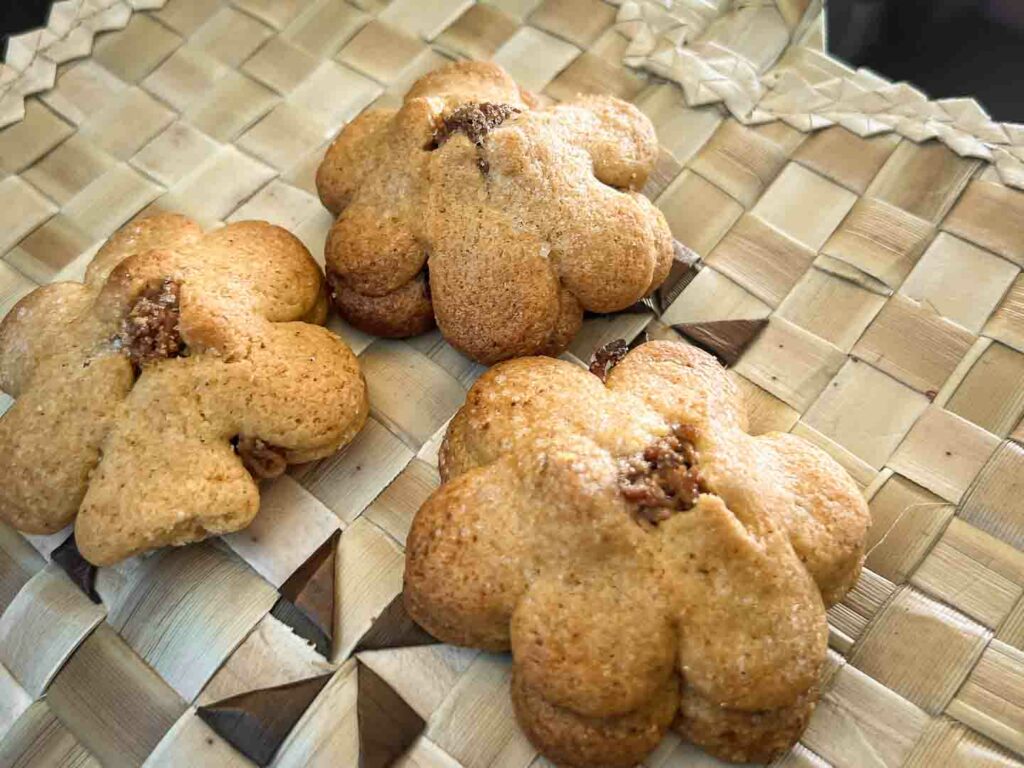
[317,60,673,364]
[0,214,368,565]
[404,341,870,766]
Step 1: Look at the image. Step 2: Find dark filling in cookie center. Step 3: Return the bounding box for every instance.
[233,436,288,480]
[428,102,520,173]
[619,425,707,524]
[120,278,185,367]
[589,339,630,382]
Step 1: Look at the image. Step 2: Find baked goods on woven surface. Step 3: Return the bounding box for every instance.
[316,61,673,364]
[0,214,368,565]
[404,341,870,766]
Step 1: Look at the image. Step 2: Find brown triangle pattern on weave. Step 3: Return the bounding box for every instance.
[357,662,425,768]
[272,530,339,658]
[621,296,660,315]
[197,673,333,766]
[587,295,659,317]
[657,240,702,313]
[51,534,100,604]
[673,319,768,367]
[355,591,438,653]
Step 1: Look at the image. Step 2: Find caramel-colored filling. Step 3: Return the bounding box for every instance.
[428,102,520,173]
[619,425,707,524]
[119,278,184,367]
[235,436,288,480]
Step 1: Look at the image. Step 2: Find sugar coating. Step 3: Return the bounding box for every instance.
[0,214,368,565]
[404,341,870,766]
[316,61,673,364]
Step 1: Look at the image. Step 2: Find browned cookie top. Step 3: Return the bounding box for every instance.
[404,341,871,767]
[0,214,369,565]
[316,60,673,363]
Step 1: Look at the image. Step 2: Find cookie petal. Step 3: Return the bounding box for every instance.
[549,189,659,313]
[439,356,623,480]
[660,496,828,711]
[326,205,426,297]
[552,96,659,191]
[85,213,203,288]
[428,222,563,364]
[0,355,132,534]
[404,460,530,650]
[316,108,394,216]
[237,323,369,459]
[676,683,816,764]
[330,272,434,339]
[512,575,676,718]
[756,431,871,606]
[75,360,260,566]
[406,60,530,108]
[512,667,679,768]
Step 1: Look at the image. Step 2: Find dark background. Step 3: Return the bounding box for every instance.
[0,1,52,59]
[2,0,1024,121]
[827,0,1024,122]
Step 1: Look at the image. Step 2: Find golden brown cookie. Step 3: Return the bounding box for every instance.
[0,214,368,565]
[404,341,870,766]
[316,60,673,364]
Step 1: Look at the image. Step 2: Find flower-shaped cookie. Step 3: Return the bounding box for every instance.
[0,214,368,565]
[316,61,673,363]
[405,341,869,765]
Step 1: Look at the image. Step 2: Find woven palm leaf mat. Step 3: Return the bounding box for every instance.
[1,0,1023,766]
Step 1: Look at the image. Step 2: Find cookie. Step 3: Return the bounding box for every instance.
[404,341,870,766]
[316,60,673,364]
[0,214,368,565]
